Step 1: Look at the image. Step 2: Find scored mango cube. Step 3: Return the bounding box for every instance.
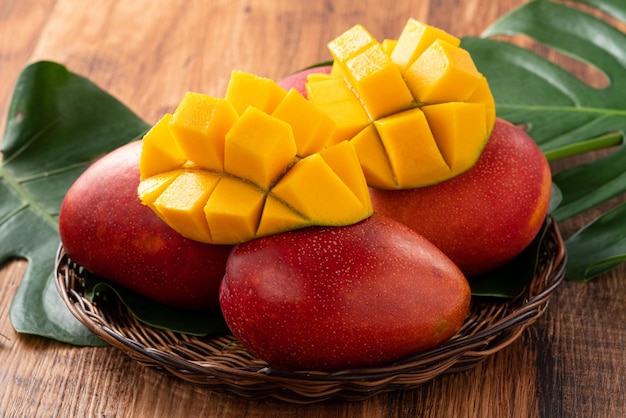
[404,39,482,104]
[204,176,266,244]
[307,72,334,83]
[257,196,309,237]
[305,18,495,190]
[374,108,451,188]
[139,18,497,244]
[306,76,370,142]
[138,169,184,207]
[381,39,397,55]
[270,150,371,225]
[391,18,460,71]
[152,171,220,243]
[343,43,415,119]
[350,125,395,189]
[317,101,371,144]
[330,61,346,79]
[139,114,186,180]
[224,106,297,188]
[318,141,371,210]
[422,102,488,173]
[140,67,375,245]
[225,70,287,115]
[169,92,238,171]
[306,75,361,103]
[467,75,496,132]
[271,88,338,157]
[328,24,377,64]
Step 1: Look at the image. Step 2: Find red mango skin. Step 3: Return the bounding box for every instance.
[279,67,552,278]
[278,65,332,97]
[59,141,233,311]
[370,119,552,277]
[219,213,471,372]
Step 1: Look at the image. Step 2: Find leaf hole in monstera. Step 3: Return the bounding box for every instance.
[560,0,626,35]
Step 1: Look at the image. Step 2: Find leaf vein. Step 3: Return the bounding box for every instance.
[499,103,626,116]
[0,202,28,226]
[0,164,59,231]
[16,161,92,184]
[1,117,62,166]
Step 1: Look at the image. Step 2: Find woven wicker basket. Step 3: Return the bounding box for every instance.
[55,216,566,404]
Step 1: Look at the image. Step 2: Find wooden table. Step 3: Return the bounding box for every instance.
[1,0,624,416]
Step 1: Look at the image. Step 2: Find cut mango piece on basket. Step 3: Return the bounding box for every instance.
[139,72,372,244]
[306,18,495,189]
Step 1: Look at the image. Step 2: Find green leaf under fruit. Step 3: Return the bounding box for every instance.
[551,143,626,221]
[1,61,149,345]
[565,202,626,281]
[462,0,626,280]
[470,218,549,298]
[84,272,229,336]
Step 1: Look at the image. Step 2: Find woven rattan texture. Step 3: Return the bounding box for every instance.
[55,217,566,403]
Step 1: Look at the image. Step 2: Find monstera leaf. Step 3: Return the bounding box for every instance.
[1,61,149,344]
[462,0,626,281]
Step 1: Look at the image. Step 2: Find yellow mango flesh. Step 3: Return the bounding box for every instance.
[152,171,219,243]
[270,151,369,225]
[344,43,414,119]
[307,72,334,83]
[139,19,495,243]
[328,24,377,64]
[169,92,238,171]
[404,39,482,104]
[256,195,309,237]
[225,70,287,115]
[381,39,397,55]
[391,18,460,71]
[139,114,186,179]
[468,75,496,131]
[318,140,371,210]
[351,125,395,189]
[305,76,370,141]
[272,88,338,157]
[137,169,183,206]
[422,102,488,172]
[139,71,373,244]
[329,62,346,79]
[204,176,265,244]
[224,106,297,188]
[306,18,495,189]
[375,108,451,187]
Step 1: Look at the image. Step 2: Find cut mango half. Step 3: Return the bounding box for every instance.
[307,18,496,189]
[139,71,372,245]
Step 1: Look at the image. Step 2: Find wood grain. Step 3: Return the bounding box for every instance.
[1,0,625,417]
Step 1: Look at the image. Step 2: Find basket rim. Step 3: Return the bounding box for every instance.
[54,216,567,403]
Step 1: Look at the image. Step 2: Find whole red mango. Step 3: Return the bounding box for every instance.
[59,141,232,311]
[279,67,551,278]
[369,119,552,277]
[219,213,470,371]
